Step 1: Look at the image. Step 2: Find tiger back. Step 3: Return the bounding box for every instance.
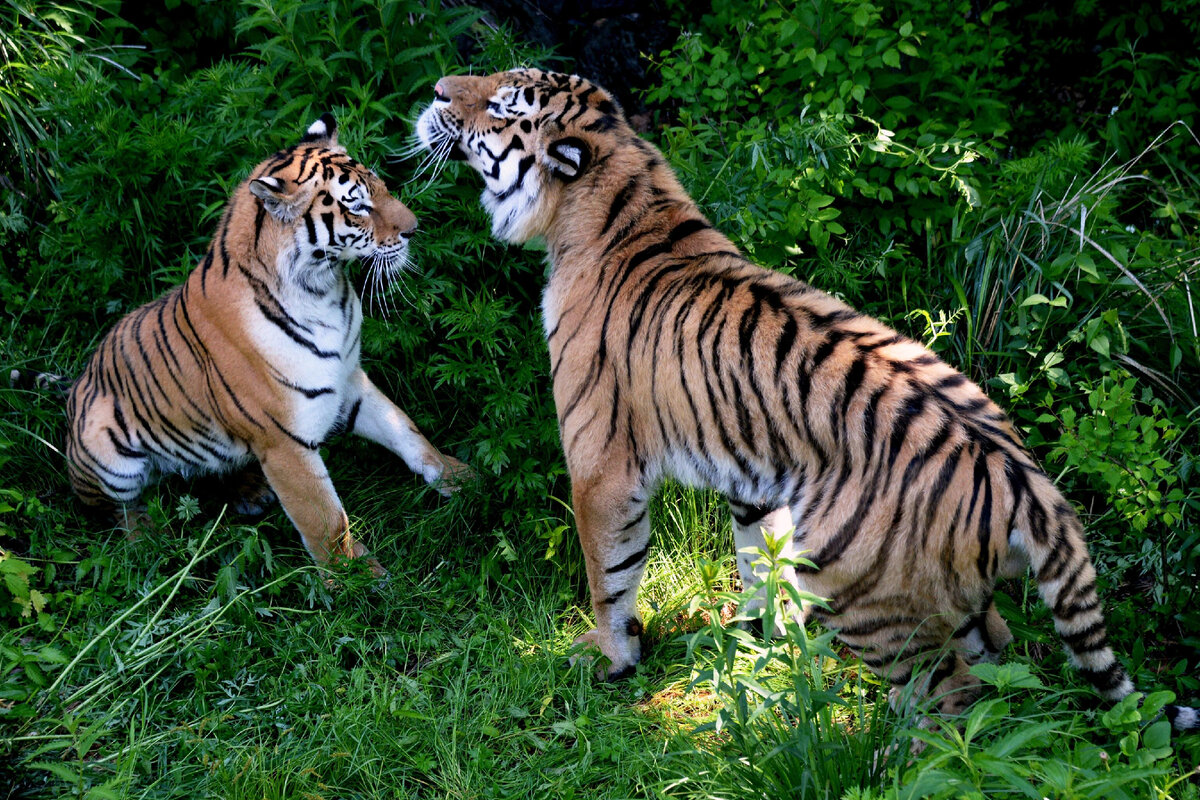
[416,69,1199,731]
[65,114,470,573]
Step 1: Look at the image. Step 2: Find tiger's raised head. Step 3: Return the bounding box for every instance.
[242,113,417,293]
[416,68,647,244]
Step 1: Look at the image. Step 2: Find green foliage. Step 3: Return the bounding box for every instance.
[0,0,134,199]
[647,0,1012,287]
[3,0,1200,797]
[684,533,897,799]
[681,537,1199,800]
[1048,373,1188,533]
[0,547,46,620]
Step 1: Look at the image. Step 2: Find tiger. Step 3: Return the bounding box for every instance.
[416,68,1199,729]
[57,114,471,574]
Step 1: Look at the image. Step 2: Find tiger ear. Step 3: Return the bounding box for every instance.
[301,113,338,147]
[249,176,306,222]
[544,136,590,182]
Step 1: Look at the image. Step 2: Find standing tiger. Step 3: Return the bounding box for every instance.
[417,68,1199,728]
[61,115,470,574]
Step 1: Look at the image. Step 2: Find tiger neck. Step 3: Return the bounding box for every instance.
[544,141,705,275]
[195,212,349,309]
[539,140,734,345]
[543,154,730,294]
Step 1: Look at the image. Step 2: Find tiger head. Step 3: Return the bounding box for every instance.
[245,114,417,292]
[416,69,634,244]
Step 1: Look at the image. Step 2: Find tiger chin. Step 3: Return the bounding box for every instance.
[417,69,1200,730]
[59,115,472,576]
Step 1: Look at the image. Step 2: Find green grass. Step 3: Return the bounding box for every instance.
[5,412,1200,799]
[0,407,722,798]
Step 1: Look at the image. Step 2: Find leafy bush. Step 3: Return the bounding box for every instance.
[684,534,897,799]
[0,0,136,202]
[647,0,1016,289]
[3,0,1200,797]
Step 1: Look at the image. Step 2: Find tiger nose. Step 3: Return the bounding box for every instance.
[399,212,418,239]
[433,80,449,102]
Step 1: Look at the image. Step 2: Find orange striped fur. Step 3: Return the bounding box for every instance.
[63,115,470,573]
[417,69,1199,729]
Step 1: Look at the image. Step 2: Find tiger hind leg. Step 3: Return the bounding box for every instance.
[65,398,155,538]
[876,650,983,758]
[950,599,1014,666]
[878,604,1013,753]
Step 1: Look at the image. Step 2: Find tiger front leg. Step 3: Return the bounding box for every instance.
[255,442,384,576]
[346,370,474,494]
[570,475,650,680]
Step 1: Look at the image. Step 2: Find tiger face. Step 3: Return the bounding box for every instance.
[415,68,626,243]
[248,115,417,293]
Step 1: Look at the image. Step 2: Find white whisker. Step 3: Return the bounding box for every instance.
[411,138,455,190]
[360,246,419,320]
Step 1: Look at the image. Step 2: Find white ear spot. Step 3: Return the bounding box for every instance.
[555,142,582,165]
[546,136,589,180]
[306,118,329,138]
[256,176,284,191]
[301,113,338,146]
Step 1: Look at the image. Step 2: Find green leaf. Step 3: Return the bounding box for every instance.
[969,662,1044,690]
[32,760,82,785]
[38,645,69,664]
[1143,720,1171,752]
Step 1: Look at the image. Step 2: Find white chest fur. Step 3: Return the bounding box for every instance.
[246,277,364,444]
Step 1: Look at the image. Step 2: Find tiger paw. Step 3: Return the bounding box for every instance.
[568,628,639,681]
[115,506,157,542]
[343,538,388,579]
[430,454,477,496]
[230,469,278,517]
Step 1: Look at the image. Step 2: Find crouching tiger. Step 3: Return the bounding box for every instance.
[416,68,1199,728]
[56,115,470,574]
